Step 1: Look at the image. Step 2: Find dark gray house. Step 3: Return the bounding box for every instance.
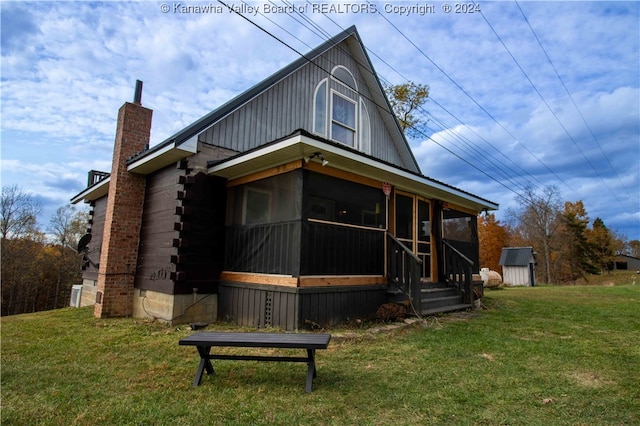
[71,26,498,330]
[499,247,536,286]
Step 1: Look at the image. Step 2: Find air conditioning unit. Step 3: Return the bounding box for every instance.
[70,285,83,308]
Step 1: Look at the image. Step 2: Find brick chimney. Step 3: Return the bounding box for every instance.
[95,81,152,318]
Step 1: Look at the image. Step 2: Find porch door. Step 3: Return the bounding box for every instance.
[394,192,432,281]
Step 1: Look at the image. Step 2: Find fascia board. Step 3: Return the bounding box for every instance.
[299,136,498,211]
[209,134,498,211]
[127,135,198,174]
[70,176,110,204]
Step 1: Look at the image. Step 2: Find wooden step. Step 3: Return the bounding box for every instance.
[421,287,457,298]
[421,295,463,311]
[421,303,473,316]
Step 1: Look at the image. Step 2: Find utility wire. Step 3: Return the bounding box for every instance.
[365,0,575,194]
[220,0,589,212]
[221,0,525,200]
[514,0,633,198]
[295,6,539,194]
[476,2,620,202]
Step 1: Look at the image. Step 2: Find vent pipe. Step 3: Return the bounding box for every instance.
[133,80,143,104]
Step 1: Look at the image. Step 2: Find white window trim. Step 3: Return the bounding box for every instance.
[330,90,357,146]
[331,65,358,91]
[313,78,328,138]
[359,99,371,155]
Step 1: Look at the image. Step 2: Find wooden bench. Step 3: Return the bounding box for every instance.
[179,332,331,393]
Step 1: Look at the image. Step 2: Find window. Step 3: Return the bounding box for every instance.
[312,65,371,151]
[331,92,356,146]
[332,65,357,90]
[242,187,271,225]
[227,172,302,226]
[306,171,386,229]
[313,79,327,136]
[359,100,371,154]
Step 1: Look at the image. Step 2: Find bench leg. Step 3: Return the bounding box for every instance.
[305,349,317,393]
[193,346,214,386]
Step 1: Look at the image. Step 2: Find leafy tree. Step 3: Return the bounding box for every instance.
[1,195,88,315]
[385,81,429,138]
[478,212,507,272]
[558,201,598,283]
[628,240,640,258]
[588,218,615,273]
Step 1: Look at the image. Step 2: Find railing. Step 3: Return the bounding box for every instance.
[305,219,385,275]
[387,233,422,307]
[87,170,110,187]
[442,239,474,304]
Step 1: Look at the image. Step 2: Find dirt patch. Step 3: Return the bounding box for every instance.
[569,371,614,388]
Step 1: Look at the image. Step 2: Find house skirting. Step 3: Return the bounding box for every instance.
[132,289,217,324]
[218,280,386,330]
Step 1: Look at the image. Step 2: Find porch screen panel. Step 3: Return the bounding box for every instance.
[442,209,479,273]
[395,194,413,241]
[302,221,384,275]
[304,171,386,228]
[302,171,385,275]
[225,171,302,274]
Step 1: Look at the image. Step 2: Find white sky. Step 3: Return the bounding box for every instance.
[1,1,639,240]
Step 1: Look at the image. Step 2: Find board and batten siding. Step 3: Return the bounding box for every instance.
[502,266,531,286]
[218,281,386,330]
[218,282,298,330]
[198,40,410,169]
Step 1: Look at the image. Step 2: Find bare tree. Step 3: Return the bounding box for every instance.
[48,205,88,308]
[510,185,562,284]
[1,185,41,239]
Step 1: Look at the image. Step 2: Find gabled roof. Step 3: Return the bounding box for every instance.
[126,25,419,175]
[72,26,498,212]
[499,247,536,267]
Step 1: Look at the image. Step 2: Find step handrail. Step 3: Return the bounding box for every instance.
[386,232,422,307]
[442,239,474,266]
[442,239,474,304]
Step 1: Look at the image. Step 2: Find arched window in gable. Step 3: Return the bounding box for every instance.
[312,65,371,151]
[331,65,357,90]
[313,79,328,137]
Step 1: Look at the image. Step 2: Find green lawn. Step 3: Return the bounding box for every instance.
[2,280,639,425]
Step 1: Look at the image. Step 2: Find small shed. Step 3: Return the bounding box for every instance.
[499,247,536,286]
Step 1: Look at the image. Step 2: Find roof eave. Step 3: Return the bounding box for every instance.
[208,132,498,213]
[70,176,110,204]
[126,135,198,174]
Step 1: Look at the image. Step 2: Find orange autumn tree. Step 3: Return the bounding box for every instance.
[478,212,507,272]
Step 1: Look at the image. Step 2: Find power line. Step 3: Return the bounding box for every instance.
[220,0,526,200]
[288,6,539,194]
[220,0,624,216]
[514,0,633,198]
[365,0,576,196]
[476,2,621,202]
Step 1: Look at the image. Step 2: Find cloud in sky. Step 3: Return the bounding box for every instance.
[1,1,638,241]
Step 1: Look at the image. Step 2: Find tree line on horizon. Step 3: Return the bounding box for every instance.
[479,185,638,285]
[1,185,88,316]
[3,83,638,315]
